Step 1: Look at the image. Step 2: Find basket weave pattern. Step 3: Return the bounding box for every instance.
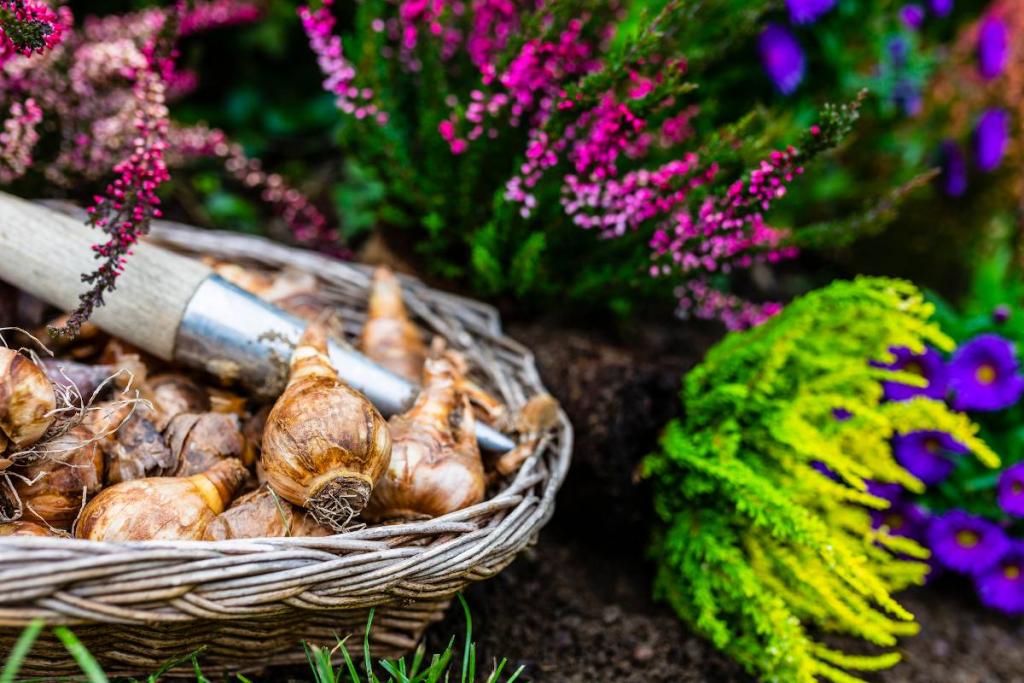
[0,224,572,676]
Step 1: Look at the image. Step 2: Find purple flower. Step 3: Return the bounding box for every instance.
[976,544,1024,614]
[867,480,904,503]
[900,4,925,29]
[872,500,928,540]
[938,140,967,197]
[927,510,1010,574]
[832,407,852,421]
[994,304,1011,324]
[759,24,805,95]
[929,0,952,17]
[893,431,967,485]
[998,463,1024,517]
[786,0,836,24]
[977,16,1008,80]
[975,109,1009,172]
[949,334,1024,411]
[873,346,948,401]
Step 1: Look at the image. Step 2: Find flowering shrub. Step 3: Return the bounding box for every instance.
[0,0,336,333]
[643,277,997,682]
[298,0,882,327]
[867,249,1024,616]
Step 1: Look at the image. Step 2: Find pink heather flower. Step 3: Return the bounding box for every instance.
[0,0,68,64]
[0,97,41,182]
[299,0,386,124]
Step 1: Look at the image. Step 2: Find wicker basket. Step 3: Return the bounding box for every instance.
[0,223,572,677]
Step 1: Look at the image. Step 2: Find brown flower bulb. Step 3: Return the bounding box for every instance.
[86,402,175,485]
[0,348,56,449]
[359,267,427,383]
[429,338,507,426]
[146,373,210,430]
[75,459,249,541]
[203,485,332,540]
[363,354,485,522]
[241,404,271,468]
[166,412,245,477]
[207,387,249,417]
[493,393,560,477]
[262,321,392,530]
[13,425,103,529]
[0,520,57,537]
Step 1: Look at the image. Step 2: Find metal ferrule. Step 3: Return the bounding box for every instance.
[175,275,515,452]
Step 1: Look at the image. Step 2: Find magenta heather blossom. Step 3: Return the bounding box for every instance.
[927,510,1010,574]
[68,64,170,334]
[977,15,1008,80]
[929,0,953,17]
[299,0,386,125]
[873,346,949,401]
[974,108,1009,172]
[759,24,805,95]
[949,334,1024,412]
[997,463,1024,517]
[976,544,1024,615]
[0,0,67,63]
[786,0,836,25]
[0,97,41,182]
[892,430,966,485]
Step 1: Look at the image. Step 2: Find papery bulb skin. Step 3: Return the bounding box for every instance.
[146,373,210,430]
[40,355,145,404]
[203,485,332,540]
[14,426,103,529]
[86,401,175,484]
[363,354,485,522]
[0,348,56,448]
[75,459,249,541]
[360,267,427,382]
[262,322,392,530]
[0,520,57,537]
[167,412,245,477]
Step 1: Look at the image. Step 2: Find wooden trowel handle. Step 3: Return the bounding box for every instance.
[0,192,211,359]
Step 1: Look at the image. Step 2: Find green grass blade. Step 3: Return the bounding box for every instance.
[336,636,362,683]
[0,620,44,683]
[147,646,207,682]
[485,658,507,683]
[505,665,525,682]
[363,608,379,683]
[379,659,412,683]
[236,675,254,682]
[53,626,108,683]
[408,644,426,678]
[457,595,472,683]
[191,653,211,683]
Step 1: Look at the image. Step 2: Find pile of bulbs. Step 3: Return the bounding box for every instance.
[0,266,557,541]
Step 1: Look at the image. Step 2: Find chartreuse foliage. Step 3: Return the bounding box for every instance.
[643,277,999,683]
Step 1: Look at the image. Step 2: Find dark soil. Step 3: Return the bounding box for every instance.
[422,318,1024,683]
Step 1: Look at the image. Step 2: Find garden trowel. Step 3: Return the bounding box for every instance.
[0,191,515,452]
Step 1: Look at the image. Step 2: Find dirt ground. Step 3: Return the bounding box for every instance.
[422,318,1024,683]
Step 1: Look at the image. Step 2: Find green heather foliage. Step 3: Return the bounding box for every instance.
[643,278,999,683]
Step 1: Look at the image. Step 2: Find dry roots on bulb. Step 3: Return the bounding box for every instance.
[262,321,392,531]
[0,348,56,448]
[0,520,57,537]
[203,485,332,540]
[13,425,103,529]
[40,355,146,405]
[86,401,174,484]
[166,412,244,477]
[75,459,249,541]
[363,353,485,522]
[359,267,427,383]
